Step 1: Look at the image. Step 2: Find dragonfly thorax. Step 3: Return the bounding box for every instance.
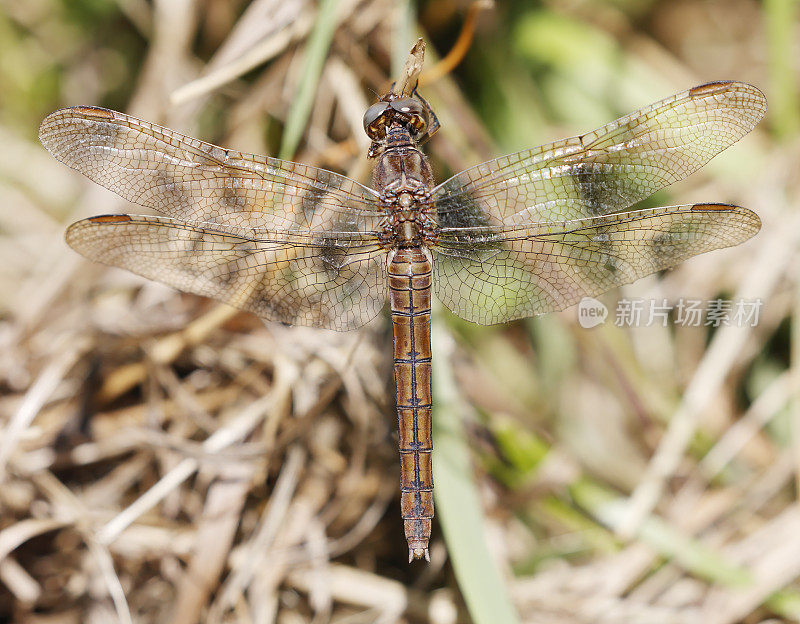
[373,135,435,248]
[381,189,434,248]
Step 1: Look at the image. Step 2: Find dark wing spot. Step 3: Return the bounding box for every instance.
[302,189,329,220]
[251,291,284,321]
[153,170,189,210]
[301,169,345,220]
[587,232,618,275]
[571,161,620,216]
[650,219,700,260]
[434,180,505,254]
[315,220,361,279]
[434,179,494,229]
[319,235,347,275]
[222,182,249,212]
[90,120,120,147]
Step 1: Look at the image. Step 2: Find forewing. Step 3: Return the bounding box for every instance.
[66,215,388,331]
[39,106,382,233]
[431,204,760,325]
[432,82,766,227]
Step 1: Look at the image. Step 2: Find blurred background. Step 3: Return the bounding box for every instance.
[1,0,799,622]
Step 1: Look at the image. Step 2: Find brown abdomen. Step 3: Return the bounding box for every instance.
[388,247,433,562]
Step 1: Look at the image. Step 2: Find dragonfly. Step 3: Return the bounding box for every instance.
[40,79,766,562]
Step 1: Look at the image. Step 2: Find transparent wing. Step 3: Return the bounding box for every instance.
[39,106,382,233]
[431,204,760,325]
[66,215,388,331]
[432,82,766,228]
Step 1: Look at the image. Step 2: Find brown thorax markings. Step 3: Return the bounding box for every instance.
[377,163,437,248]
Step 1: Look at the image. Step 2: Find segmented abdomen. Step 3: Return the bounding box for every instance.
[388,247,433,562]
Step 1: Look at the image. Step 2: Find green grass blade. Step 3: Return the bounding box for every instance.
[278,0,339,160]
[765,0,800,139]
[432,312,520,624]
[572,479,752,586]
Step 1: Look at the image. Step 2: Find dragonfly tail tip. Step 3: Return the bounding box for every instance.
[408,546,430,563]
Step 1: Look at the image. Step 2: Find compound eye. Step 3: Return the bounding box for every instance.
[390,98,427,136]
[389,98,423,115]
[363,102,390,139]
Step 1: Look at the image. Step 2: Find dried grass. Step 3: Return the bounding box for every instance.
[1,0,799,623]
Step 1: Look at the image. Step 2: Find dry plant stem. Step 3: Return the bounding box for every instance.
[203,0,305,69]
[170,461,255,624]
[286,564,406,622]
[393,38,426,96]
[702,505,800,624]
[128,0,198,118]
[325,479,396,556]
[97,303,239,404]
[242,466,333,614]
[170,6,314,105]
[0,556,39,604]
[169,0,365,105]
[16,470,137,623]
[0,519,71,564]
[697,371,791,479]
[88,539,133,624]
[207,446,305,619]
[96,393,272,545]
[0,338,88,477]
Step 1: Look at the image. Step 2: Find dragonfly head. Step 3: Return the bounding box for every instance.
[364,90,439,157]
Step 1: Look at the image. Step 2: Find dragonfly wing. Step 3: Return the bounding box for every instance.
[430,204,760,325]
[432,82,766,226]
[66,215,388,331]
[39,106,382,233]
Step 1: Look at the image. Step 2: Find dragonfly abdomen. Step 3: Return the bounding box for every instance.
[388,247,434,562]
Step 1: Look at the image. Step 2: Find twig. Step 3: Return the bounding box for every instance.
[393,38,426,97]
